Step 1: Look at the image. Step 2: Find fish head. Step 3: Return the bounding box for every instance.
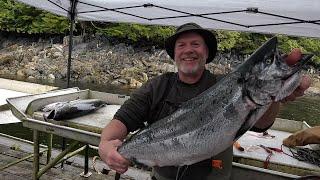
[239,37,313,106]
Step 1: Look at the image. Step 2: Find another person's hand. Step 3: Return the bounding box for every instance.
[282,48,311,102]
[98,139,130,174]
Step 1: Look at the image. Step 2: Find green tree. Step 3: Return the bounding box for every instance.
[0,0,69,33]
[95,23,175,46]
[30,13,69,33]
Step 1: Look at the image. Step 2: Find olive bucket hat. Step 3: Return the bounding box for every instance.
[165,23,217,64]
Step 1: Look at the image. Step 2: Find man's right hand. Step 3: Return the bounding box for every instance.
[99,139,130,174]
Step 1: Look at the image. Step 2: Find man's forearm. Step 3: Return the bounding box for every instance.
[253,102,281,130]
[100,119,128,142]
[99,119,130,171]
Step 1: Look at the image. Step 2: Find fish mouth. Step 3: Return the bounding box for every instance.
[282,54,313,80]
[271,54,313,102]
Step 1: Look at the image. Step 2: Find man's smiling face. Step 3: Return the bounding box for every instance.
[174,32,208,76]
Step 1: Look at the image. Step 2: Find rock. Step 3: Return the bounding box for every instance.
[52,44,63,53]
[38,50,46,58]
[2,36,319,91]
[48,74,55,79]
[113,74,121,79]
[60,69,67,78]
[118,79,128,84]
[141,72,148,82]
[141,59,150,67]
[120,67,141,79]
[25,69,37,77]
[81,75,96,83]
[0,54,15,65]
[111,80,122,86]
[129,78,142,88]
[16,69,25,77]
[157,63,176,72]
[52,52,63,58]
[106,50,113,56]
[32,56,40,62]
[47,78,55,83]
[63,35,83,47]
[0,68,10,75]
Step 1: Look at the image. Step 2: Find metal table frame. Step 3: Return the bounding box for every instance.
[23,117,101,180]
[5,88,128,179]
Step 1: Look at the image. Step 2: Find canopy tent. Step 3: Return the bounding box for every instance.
[15,0,320,86]
[16,0,320,38]
[10,1,319,177]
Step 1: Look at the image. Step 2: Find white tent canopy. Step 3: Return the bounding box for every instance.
[17,0,320,38]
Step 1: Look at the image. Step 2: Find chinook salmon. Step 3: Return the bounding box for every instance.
[117,37,313,167]
[42,99,106,120]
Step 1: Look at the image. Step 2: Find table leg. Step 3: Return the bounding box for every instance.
[80,144,92,177]
[33,130,40,180]
[47,134,53,164]
[85,144,89,174]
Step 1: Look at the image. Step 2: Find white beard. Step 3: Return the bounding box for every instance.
[175,59,206,75]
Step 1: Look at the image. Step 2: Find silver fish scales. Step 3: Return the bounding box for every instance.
[117,37,313,167]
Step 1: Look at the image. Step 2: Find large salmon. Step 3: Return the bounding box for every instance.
[117,37,313,167]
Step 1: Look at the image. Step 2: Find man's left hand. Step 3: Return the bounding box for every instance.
[282,48,311,102]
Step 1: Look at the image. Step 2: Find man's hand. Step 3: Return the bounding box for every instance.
[98,139,130,174]
[98,119,129,174]
[282,48,311,102]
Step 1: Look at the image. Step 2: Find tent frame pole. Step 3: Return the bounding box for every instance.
[61,0,78,170]
[66,0,78,88]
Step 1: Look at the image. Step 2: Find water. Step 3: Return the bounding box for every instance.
[278,96,320,126]
[0,74,133,95]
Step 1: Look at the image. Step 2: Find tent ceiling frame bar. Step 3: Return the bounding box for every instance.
[78,1,149,20]
[151,4,248,27]
[44,1,320,29]
[47,0,68,12]
[258,11,320,26]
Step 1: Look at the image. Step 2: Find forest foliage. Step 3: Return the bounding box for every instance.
[1,0,319,66]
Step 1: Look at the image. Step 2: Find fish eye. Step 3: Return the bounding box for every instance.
[265,58,273,65]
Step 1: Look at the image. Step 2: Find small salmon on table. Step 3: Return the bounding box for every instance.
[42,99,106,120]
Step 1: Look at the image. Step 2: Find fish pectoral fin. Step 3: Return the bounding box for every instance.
[234,123,249,141]
[234,110,257,140]
[44,110,56,120]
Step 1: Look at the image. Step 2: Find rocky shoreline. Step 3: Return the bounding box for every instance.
[0,35,319,95]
